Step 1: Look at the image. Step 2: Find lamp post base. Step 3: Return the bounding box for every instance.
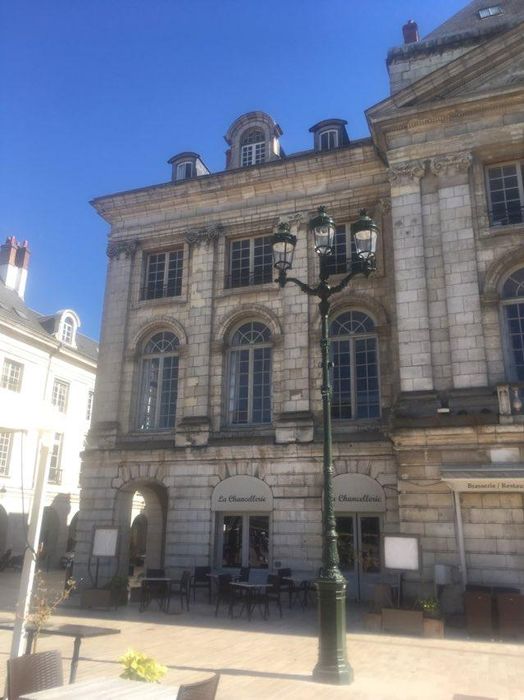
[312,577,353,685]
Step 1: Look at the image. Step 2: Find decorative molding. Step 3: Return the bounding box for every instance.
[377,197,392,215]
[430,151,472,177]
[387,160,425,185]
[106,239,140,259]
[277,212,305,229]
[184,223,225,246]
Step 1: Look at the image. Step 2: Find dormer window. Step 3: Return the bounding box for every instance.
[319,129,339,151]
[176,161,194,180]
[478,6,502,18]
[61,317,74,344]
[241,129,266,167]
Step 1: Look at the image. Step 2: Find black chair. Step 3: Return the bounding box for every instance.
[167,570,191,613]
[265,574,283,618]
[238,566,250,582]
[190,566,212,602]
[278,568,294,608]
[0,548,12,572]
[146,567,166,577]
[214,574,233,617]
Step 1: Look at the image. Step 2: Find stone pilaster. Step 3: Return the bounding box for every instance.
[430,153,488,388]
[388,160,433,392]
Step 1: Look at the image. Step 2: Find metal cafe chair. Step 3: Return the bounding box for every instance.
[265,574,283,618]
[214,574,233,617]
[177,672,220,700]
[190,566,212,602]
[167,570,192,613]
[7,650,64,700]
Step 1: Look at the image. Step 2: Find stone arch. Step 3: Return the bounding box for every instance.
[40,506,60,568]
[114,477,168,575]
[131,317,188,354]
[216,304,283,348]
[483,246,524,300]
[224,111,282,147]
[328,293,388,329]
[67,512,79,552]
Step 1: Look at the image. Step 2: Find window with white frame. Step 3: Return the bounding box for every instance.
[330,311,380,420]
[61,317,75,345]
[48,433,63,484]
[138,331,179,430]
[319,129,338,151]
[51,379,69,413]
[501,268,524,380]
[1,359,23,392]
[478,6,502,18]
[142,250,183,300]
[86,390,94,421]
[0,431,12,476]
[216,513,270,569]
[240,129,265,167]
[176,161,194,180]
[486,161,524,226]
[227,235,273,288]
[325,224,357,276]
[227,322,272,425]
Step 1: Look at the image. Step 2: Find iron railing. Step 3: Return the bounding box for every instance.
[488,205,524,227]
[140,283,182,301]
[225,270,273,289]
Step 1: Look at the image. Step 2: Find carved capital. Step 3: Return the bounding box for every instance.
[387,160,425,185]
[277,212,305,230]
[429,151,472,177]
[184,223,225,246]
[377,197,392,215]
[107,239,140,259]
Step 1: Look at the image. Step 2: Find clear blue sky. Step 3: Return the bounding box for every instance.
[1,0,466,340]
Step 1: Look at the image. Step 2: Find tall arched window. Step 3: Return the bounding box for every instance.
[330,311,380,420]
[61,316,75,345]
[138,331,179,430]
[228,322,272,425]
[240,129,265,167]
[502,268,524,380]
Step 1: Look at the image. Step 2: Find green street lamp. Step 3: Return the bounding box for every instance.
[272,206,378,685]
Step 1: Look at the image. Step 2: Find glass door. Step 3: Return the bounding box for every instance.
[336,516,358,600]
[217,514,270,570]
[336,514,382,601]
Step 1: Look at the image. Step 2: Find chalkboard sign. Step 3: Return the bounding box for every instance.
[92,527,119,558]
[383,535,420,572]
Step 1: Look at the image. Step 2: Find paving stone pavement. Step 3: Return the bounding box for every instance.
[0,572,522,699]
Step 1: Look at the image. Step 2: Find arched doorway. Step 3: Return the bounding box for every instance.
[40,507,60,570]
[67,512,79,552]
[0,505,8,555]
[114,480,167,576]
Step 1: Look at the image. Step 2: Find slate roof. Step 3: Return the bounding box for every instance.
[424,0,524,41]
[0,280,98,363]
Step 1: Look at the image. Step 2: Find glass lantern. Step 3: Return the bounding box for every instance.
[310,206,336,257]
[351,209,378,262]
[272,222,297,272]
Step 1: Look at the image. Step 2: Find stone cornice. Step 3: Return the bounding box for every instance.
[429,151,472,177]
[387,160,425,185]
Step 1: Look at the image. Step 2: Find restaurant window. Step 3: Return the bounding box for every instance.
[325,224,357,276]
[141,250,183,300]
[226,235,273,288]
[501,267,524,380]
[0,431,12,477]
[51,379,69,413]
[138,331,179,431]
[48,433,63,485]
[1,358,23,393]
[486,161,524,226]
[227,321,272,425]
[217,514,269,569]
[330,310,380,419]
[240,128,265,167]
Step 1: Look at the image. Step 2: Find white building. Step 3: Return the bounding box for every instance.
[0,236,97,567]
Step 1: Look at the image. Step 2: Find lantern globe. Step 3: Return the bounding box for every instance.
[351,209,378,261]
[272,223,297,272]
[310,206,336,257]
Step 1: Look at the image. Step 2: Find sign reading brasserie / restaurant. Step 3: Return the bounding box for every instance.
[443,478,524,492]
[332,473,386,513]
[212,475,273,512]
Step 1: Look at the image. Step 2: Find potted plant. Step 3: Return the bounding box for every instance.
[415,597,444,638]
[119,649,167,683]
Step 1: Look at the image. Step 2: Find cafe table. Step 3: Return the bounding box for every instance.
[230,581,271,620]
[19,677,179,699]
[0,621,120,684]
[139,577,173,612]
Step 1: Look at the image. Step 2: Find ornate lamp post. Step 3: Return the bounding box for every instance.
[272,207,379,685]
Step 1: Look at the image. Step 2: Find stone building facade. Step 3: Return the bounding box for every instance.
[77,1,524,606]
[0,237,97,567]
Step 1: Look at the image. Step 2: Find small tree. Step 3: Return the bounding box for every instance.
[26,570,76,651]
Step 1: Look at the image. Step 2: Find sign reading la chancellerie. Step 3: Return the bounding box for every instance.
[212,475,273,512]
[331,473,386,513]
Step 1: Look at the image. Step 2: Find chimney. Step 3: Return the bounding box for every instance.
[0,236,31,299]
[402,19,419,44]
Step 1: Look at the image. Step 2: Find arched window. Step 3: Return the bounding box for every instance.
[240,129,265,167]
[138,331,179,430]
[227,322,272,425]
[330,311,380,419]
[61,316,75,345]
[502,268,524,380]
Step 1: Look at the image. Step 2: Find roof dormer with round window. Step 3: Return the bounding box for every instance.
[224,112,284,170]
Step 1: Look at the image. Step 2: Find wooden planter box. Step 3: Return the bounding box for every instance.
[363,612,382,633]
[381,608,424,636]
[81,589,112,609]
[423,617,444,638]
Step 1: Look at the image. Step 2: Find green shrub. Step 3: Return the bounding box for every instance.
[119,649,167,683]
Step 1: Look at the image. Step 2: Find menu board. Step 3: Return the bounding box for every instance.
[383,535,420,571]
[92,527,119,557]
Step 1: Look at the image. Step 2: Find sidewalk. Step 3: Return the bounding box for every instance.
[0,571,522,699]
